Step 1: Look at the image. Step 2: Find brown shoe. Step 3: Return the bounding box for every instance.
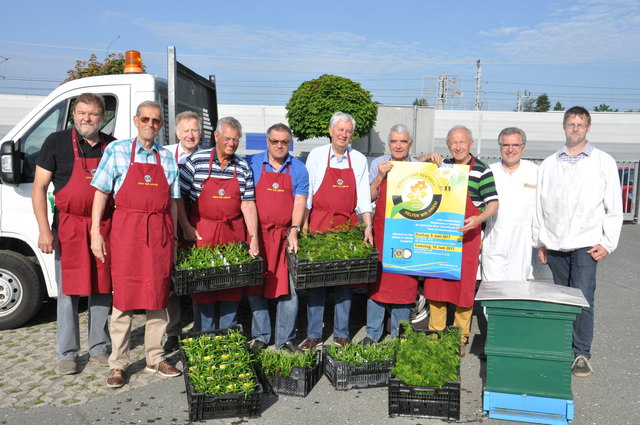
[460,343,466,357]
[333,337,351,348]
[106,368,125,388]
[145,360,182,377]
[299,338,323,351]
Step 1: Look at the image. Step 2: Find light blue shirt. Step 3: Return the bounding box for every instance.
[304,143,372,214]
[369,154,419,184]
[91,138,180,199]
[246,151,309,197]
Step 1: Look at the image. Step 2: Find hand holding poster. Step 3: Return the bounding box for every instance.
[382,161,469,280]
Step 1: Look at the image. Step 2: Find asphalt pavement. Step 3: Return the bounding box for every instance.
[1,223,639,425]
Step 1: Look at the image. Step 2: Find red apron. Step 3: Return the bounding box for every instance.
[369,178,418,304]
[309,148,363,289]
[110,139,174,310]
[56,129,113,295]
[251,162,293,298]
[424,158,481,308]
[190,151,246,303]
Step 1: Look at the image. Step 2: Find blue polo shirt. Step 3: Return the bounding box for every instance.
[246,151,309,197]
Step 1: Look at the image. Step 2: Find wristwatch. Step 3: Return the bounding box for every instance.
[250,233,257,238]
[290,226,301,232]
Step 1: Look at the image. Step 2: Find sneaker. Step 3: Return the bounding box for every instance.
[572,355,593,377]
[281,341,303,353]
[250,340,268,350]
[146,360,182,377]
[359,337,376,346]
[89,353,110,367]
[106,368,125,388]
[59,359,78,375]
[163,335,179,354]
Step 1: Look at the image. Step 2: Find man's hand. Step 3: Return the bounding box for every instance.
[458,215,481,232]
[249,236,260,258]
[91,231,107,263]
[37,229,55,254]
[287,229,299,254]
[377,161,393,179]
[364,225,374,245]
[587,244,609,262]
[419,153,443,166]
[182,223,202,242]
[537,246,547,265]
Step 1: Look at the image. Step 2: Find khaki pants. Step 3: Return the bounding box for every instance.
[108,307,168,369]
[428,301,473,344]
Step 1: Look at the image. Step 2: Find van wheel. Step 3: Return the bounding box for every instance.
[0,251,44,330]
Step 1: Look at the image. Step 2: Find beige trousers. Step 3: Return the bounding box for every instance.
[108,307,168,369]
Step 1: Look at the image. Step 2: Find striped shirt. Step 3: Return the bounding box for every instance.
[179,148,255,202]
[91,138,180,199]
[444,156,498,210]
[557,141,594,164]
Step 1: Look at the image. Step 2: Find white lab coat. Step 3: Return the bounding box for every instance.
[481,159,538,281]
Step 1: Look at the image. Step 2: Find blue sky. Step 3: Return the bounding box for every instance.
[1,0,639,111]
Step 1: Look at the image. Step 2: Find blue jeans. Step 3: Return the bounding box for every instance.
[274,278,299,348]
[305,287,326,339]
[247,294,271,344]
[365,298,411,342]
[546,248,597,359]
[306,286,353,339]
[55,237,111,360]
[193,301,239,332]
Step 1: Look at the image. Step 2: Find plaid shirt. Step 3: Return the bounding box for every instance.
[91,138,180,198]
[557,141,594,164]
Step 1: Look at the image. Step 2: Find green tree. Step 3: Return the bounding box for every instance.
[520,97,535,112]
[593,104,618,112]
[63,53,141,83]
[286,74,378,141]
[413,98,429,106]
[534,93,551,112]
[553,101,564,111]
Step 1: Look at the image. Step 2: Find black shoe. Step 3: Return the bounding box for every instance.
[571,355,593,377]
[359,337,376,346]
[251,340,268,350]
[163,336,179,354]
[281,341,302,353]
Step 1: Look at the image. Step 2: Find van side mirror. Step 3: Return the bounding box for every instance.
[0,140,22,186]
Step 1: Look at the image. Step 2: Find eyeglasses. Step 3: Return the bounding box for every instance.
[268,138,291,146]
[500,143,524,149]
[564,123,589,130]
[138,116,162,126]
[223,136,240,143]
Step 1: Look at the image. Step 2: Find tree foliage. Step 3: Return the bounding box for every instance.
[593,104,618,112]
[520,97,536,112]
[534,93,551,112]
[286,74,378,141]
[413,97,429,106]
[553,101,564,111]
[63,53,141,83]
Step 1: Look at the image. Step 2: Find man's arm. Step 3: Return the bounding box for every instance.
[241,200,259,257]
[90,190,110,263]
[287,194,307,253]
[176,197,202,241]
[32,166,55,254]
[361,212,374,245]
[458,201,499,232]
[370,160,391,202]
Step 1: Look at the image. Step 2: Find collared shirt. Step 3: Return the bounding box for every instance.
[304,143,372,213]
[179,148,255,202]
[557,141,594,164]
[90,138,180,198]
[246,151,309,197]
[163,143,201,166]
[444,155,498,210]
[368,154,419,184]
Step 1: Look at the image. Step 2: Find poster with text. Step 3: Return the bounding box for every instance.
[382,161,469,280]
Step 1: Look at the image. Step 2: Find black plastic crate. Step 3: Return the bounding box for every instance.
[179,326,262,421]
[264,350,323,397]
[172,256,263,295]
[287,249,378,289]
[323,348,393,390]
[388,377,461,420]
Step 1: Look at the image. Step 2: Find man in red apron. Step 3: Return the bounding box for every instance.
[245,123,309,352]
[162,111,202,353]
[361,124,442,344]
[90,101,182,388]
[423,125,499,356]
[300,112,374,350]
[33,93,115,375]
[177,116,259,332]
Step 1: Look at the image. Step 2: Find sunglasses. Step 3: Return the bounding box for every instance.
[138,116,162,126]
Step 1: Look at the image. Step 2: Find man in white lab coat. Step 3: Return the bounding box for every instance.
[482,127,538,282]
